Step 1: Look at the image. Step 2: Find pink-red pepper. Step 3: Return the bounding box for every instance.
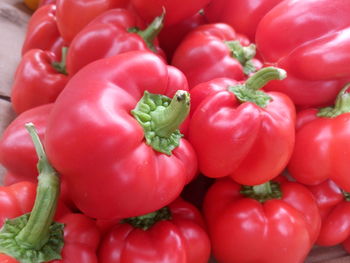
[255,0,350,107]
[172,23,261,88]
[0,182,37,228]
[98,198,211,263]
[22,4,65,58]
[49,214,101,263]
[44,51,197,220]
[66,8,165,75]
[56,0,129,44]
[288,85,350,192]
[306,180,350,253]
[11,48,68,114]
[0,104,54,183]
[204,0,284,41]
[204,178,321,263]
[189,67,295,185]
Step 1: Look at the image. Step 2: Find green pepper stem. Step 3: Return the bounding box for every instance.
[52,47,68,75]
[225,40,257,75]
[228,67,286,108]
[318,83,350,118]
[122,207,171,230]
[241,181,282,203]
[245,67,286,91]
[151,90,190,138]
[129,10,165,52]
[342,190,350,201]
[15,123,60,250]
[225,41,255,64]
[252,182,273,195]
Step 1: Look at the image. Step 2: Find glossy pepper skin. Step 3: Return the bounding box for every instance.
[45,51,197,220]
[66,8,165,76]
[255,0,350,107]
[0,104,54,183]
[0,182,37,228]
[189,69,295,186]
[130,0,211,26]
[99,198,211,263]
[56,0,129,44]
[172,23,261,89]
[22,4,65,58]
[49,214,101,263]
[306,180,350,249]
[288,86,350,192]
[204,0,284,41]
[11,49,68,114]
[204,178,321,263]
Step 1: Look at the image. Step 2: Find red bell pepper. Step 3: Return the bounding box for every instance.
[44,51,197,220]
[189,67,295,185]
[66,8,165,75]
[22,4,65,58]
[306,180,350,249]
[98,198,211,263]
[49,213,101,263]
[0,104,74,209]
[204,0,284,41]
[158,11,207,61]
[172,23,261,88]
[204,178,321,263]
[56,0,128,44]
[130,0,211,26]
[288,84,350,192]
[11,48,68,114]
[0,182,37,228]
[0,104,54,183]
[255,0,350,107]
[0,124,100,262]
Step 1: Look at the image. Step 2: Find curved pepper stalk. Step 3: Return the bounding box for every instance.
[0,123,64,263]
[132,90,190,155]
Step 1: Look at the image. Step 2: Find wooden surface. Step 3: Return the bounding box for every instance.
[0,2,350,262]
[0,0,29,183]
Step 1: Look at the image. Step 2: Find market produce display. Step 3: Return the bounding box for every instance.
[1,0,350,262]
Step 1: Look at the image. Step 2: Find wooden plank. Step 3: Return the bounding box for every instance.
[307,246,349,263]
[0,0,30,183]
[0,1,31,98]
[0,100,16,183]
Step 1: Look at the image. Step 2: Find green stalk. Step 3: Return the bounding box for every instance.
[131,90,190,155]
[228,67,286,107]
[241,181,282,203]
[52,47,68,75]
[128,10,165,52]
[0,123,64,263]
[122,207,171,230]
[318,83,350,118]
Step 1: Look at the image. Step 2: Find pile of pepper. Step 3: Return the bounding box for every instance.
[1,0,350,262]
